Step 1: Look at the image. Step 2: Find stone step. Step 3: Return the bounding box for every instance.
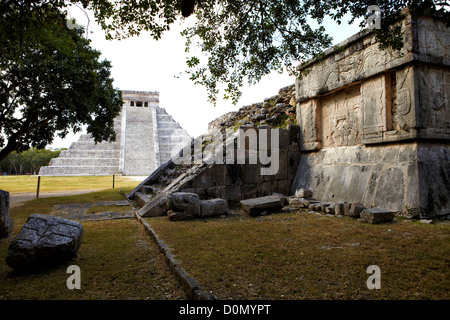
[59,150,119,159]
[69,141,120,150]
[49,158,119,167]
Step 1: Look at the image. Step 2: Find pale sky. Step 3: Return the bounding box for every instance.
[48,7,361,149]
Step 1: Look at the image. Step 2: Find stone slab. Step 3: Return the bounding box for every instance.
[240,195,285,216]
[0,190,13,238]
[360,207,395,224]
[6,214,83,270]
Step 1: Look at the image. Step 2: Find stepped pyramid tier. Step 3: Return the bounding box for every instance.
[39,90,192,176]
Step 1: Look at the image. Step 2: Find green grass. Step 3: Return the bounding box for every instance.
[0,189,185,300]
[0,175,143,193]
[147,208,450,300]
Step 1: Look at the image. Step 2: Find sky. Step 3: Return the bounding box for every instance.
[48,7,362,149]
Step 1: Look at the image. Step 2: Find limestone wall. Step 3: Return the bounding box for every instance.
[291,12,450,218]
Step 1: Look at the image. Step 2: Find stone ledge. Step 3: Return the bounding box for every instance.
[134,212,216,300]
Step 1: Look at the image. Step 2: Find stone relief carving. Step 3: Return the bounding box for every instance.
[298,99,321,150]
[419,66,450,131]
[394,66,414,132]
[321,87,361,148]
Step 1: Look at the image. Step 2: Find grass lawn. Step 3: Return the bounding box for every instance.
[1,176,449,300]
[147,208,450,300]
[0,189,185,300]
[0,175,144,194]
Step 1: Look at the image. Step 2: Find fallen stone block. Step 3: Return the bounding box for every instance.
[6,214,83,270]
[287,197,306,207]
[141,185,161,195]
[320,202,334,212]
[360,207,395,224]
[294,188,313,198]
[168,210,187,221]
[325,203,336,214]
[240,195,285,216]
[135,192,152,207]
[200,199,228,218]
[342,202,352,216]
[167,192,201,219]
[301,199,319,207]
[334,202,345,216]
[0,190,13,238]
[348,203,365,218]
[138,192,170,217]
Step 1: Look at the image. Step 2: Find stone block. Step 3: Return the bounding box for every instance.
[240,195,285,216]
[139,192,170,217]
[360,207,395,224]
[295,188,313,198]
[334,202,345,216]
[348,203,365,218]
[220,185,241,203]
[325,203,336,214]
[206,187,222,199]
[167,192,201,219]
[200,199,228,217]
[225,164,243,185]
[287,197,306,207]
[257,182,273,198]
[241,184,258,200]
[135,192,152,207]
[6,214,83,270]
[208,164,226,187]
[243,164,262,185]
[0,190,13,238]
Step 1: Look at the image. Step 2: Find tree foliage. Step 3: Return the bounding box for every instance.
[76,0,449,104]
[0,1,123,163]
[0,148,63,175]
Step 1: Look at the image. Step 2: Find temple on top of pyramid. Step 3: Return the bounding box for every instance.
[39,90,192,176]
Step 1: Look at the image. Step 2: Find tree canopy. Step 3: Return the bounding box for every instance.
[1,1,448,164]
[75,0,449,104]
[0,1,122,163]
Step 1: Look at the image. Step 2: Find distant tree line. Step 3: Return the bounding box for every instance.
[0,148,64,175]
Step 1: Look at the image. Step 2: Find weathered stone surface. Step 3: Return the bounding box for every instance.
[348,203,365,218]
[325,203,336,214]
[6,214,83,270]
[294,188,313,198]
[240,195,285,216]
[167,210,186,221]
[287,197,306,207]
[0,190,13,238]
[167,192,201,219]
[360,207,394,224]
[291,13,450,219]
[135,192,152,207]
[200,199,228,217]
[138,192,170,217]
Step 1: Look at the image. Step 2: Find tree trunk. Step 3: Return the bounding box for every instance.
[0,140,18,165]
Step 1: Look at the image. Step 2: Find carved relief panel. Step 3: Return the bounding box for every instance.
[417,65,450,139]
[321,86,362,148]
[297,99,321,151]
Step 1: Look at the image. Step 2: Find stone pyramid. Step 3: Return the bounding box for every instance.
[39,91,192,176]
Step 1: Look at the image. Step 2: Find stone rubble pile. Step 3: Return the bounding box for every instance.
[286,188,394,224]
[207,85,296,134]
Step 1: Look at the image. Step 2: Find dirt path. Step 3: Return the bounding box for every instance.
[9,189,104,208]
